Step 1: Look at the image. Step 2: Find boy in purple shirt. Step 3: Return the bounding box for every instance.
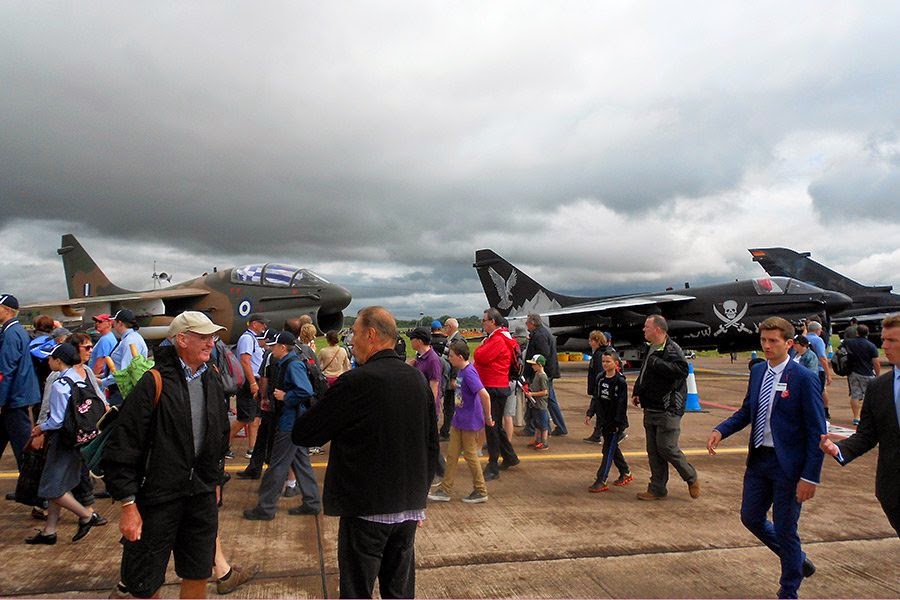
[428,339,494,504]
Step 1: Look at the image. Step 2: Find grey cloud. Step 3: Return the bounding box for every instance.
[808,132,900,222]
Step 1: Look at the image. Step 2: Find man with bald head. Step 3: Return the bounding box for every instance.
[293,306,439,599]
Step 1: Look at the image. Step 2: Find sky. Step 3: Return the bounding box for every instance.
[2,1,899,319]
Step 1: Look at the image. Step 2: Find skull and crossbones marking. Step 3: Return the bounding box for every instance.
[712,300,752,336]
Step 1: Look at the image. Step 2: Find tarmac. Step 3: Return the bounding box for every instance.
[0,356,897,598]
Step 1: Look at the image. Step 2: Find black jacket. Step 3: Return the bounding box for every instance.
[102,345,230,505]
[292,349,439,517]
[586,346,611,396]
[524,325,560,380]
[836,371,900,507]
[587,371,629,431]
[632,337,688,415]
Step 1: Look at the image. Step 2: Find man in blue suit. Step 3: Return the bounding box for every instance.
[707,316,826,599]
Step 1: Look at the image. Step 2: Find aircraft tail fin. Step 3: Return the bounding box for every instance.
[749,247,884,296]
[58,234,132,299]
[473,249,591,317]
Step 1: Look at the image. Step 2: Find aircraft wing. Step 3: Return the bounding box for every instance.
[538,293,696,318]
[21,287,210,311]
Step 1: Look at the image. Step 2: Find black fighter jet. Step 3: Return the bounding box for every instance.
[20,234,352,344]
[750,247,900,343]
[474,249,852,358]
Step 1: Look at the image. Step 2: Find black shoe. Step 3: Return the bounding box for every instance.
[499,457,520,470]
[94,490,111,499]
[583,436,602,444]
[242,507,275,521]
[802,557,816,578]
[236,470,261,480]
[550,428,568,437]
[5,492,15,501]
[31,507,47,521]
[288,504,321,516]
[25,530,57,545]
[73,513,103,542]
[483,466,500,481]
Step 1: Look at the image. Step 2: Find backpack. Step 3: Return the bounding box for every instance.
[303,357,328,407]
[508,340,524,382]
[60,377,108,448]
[830,343,851,377]
[81,369,162,479]
[214,339,245,396]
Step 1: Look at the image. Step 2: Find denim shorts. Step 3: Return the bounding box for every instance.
[532,409,550,431]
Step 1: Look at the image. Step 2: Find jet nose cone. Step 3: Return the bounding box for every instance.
[323,284,352,311]
[823,291,853,313]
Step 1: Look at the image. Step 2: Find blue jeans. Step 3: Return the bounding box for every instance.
[546,380,567,433]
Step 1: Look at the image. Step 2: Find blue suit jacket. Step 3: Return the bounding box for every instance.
[716,359,826,483]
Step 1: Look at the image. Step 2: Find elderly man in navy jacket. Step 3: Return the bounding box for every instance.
[293,306,439,599]
[0,294,41,470]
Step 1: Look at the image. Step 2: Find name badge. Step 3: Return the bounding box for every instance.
[774,383,787,392]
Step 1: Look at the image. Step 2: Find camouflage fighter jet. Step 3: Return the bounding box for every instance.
[19,234,352,344]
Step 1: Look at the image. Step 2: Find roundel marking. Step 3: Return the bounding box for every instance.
[238,299,252,317]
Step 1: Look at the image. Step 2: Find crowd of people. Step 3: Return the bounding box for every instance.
[1,290,897,599]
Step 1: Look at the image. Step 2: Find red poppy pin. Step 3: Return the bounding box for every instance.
[781,389,790,399]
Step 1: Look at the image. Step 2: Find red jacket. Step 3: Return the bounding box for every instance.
[474,328,518,388]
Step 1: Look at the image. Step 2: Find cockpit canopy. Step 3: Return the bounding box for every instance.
[752,277,822,296]
[231,264,330,287]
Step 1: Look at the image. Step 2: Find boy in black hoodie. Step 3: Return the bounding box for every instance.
[586,350,633,492]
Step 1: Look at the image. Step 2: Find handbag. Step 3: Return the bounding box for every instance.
[15,445,47,507]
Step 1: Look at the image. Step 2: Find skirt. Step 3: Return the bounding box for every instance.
[37,430,83,499]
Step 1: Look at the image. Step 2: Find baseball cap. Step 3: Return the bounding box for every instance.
[431,319,442,330]
[255,327,270,340]
[167,311,227,337]
[46,342,80,365]
[113,309,137,325]
[247,313,270,325]
[408,326,432,344]
[526,354,547,366]
[92,313,113,323]
[266,331,296,347]
[0,294,19,310]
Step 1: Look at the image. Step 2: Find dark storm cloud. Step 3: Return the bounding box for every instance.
[808,131,900,222]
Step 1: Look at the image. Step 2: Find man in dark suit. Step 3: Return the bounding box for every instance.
[820,314,900,536]
[292,306,439,598]
[708,317,826,599]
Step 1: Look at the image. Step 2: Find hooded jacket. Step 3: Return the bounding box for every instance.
[474,327,521,388]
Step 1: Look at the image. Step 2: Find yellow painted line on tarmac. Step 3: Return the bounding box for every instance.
[0,448,747,480]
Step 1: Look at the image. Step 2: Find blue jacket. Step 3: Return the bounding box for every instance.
[0,319,41,409]
[275,351,313,433]
[715,359,826,483]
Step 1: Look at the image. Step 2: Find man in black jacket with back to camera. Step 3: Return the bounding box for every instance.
[293,306,439,599]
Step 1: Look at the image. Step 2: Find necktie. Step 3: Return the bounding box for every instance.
[753,368,776,448]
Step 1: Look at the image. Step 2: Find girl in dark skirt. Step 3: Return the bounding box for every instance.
[26,343,105,545]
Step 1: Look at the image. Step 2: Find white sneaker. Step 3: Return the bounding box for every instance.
[427,489,451,502]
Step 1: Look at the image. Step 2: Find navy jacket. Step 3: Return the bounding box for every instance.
[716,359,826,483]
[0,319,40,409]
